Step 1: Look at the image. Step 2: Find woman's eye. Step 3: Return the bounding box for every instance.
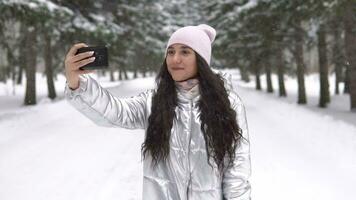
[167,50,174,55]
[182,50,189,55]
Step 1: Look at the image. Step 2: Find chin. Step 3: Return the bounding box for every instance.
[169,71,197,82]
[172,76,188,82]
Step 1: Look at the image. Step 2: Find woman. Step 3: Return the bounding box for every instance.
[64,24,251,200]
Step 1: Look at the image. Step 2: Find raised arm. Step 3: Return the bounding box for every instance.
[64,74,152,129]
[64,43,151,129]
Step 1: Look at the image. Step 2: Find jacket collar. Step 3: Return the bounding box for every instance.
[176,84,201,107]
[173,70,234,106]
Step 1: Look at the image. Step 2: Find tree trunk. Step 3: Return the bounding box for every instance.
[331,19,344,95]
[276,47,287,97]
[344,65,350,94]
[265,57,274,93]
[17,23,27,85]
[133,69,138,78]
[0,66,5,83]
[142,66,147,77]
[3,48,11,81]
[123,66,128,79]
[110,68,115,82]
[17,64,24,85]
[343,3,356,110]
[24,26,37,105]
[5,45,16,80]
[118,67,123,80]
[294,20,307,104]
[254,63,261,90]
[44,32,56,100]
[240,63,250,82]
[6,45,17,95]
[317,23,330,108]
[101,70,106,77]
[11,51,16,95]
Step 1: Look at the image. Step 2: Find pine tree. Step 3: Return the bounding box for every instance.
[342,1,356,110]
[317,23,330,107]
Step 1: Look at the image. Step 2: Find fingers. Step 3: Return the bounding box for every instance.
[71,51,94,63]
[65,43,89,70]
[73,57,96,70]
[67,43,88,57]
[65,43,96,80]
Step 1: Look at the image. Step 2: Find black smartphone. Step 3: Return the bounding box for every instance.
[75,46,108,70]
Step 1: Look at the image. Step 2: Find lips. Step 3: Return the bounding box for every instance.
[171,67,184,70]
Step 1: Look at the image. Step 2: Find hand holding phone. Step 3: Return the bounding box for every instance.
[65,43,96,90]
[75,46,109,70]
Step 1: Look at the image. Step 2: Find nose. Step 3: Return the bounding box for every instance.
[172,53,182,63]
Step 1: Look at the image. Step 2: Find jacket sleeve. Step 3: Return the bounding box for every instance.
[222,91,252,200]
[64,74,151,129]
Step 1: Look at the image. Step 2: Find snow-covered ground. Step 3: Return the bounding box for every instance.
[0,69,355,200]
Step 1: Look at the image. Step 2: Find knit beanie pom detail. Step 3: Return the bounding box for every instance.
[197,24,216,43]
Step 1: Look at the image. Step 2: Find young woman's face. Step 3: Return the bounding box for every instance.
[166,44,198,82]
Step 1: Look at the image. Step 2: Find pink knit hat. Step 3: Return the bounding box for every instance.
[165,24,216,66]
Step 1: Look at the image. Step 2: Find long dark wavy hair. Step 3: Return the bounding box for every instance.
[141,53,243,172]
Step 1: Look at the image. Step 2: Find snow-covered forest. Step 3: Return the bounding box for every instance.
[0,0,355,110]
[0,0,355,200]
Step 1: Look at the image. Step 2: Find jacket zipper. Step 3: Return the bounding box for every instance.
[186,100,193,199]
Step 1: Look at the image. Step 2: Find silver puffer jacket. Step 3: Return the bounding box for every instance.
[64,71,251,200]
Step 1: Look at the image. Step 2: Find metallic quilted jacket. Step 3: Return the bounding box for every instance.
[64,71,251,200]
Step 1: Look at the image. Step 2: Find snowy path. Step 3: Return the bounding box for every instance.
[243,85,356,200]
[1,75,355,200]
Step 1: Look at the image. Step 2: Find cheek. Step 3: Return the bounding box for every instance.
[165,58,172,67]
[188,59,198,74]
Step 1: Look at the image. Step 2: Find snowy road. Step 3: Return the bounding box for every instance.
[1,74,355,200]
